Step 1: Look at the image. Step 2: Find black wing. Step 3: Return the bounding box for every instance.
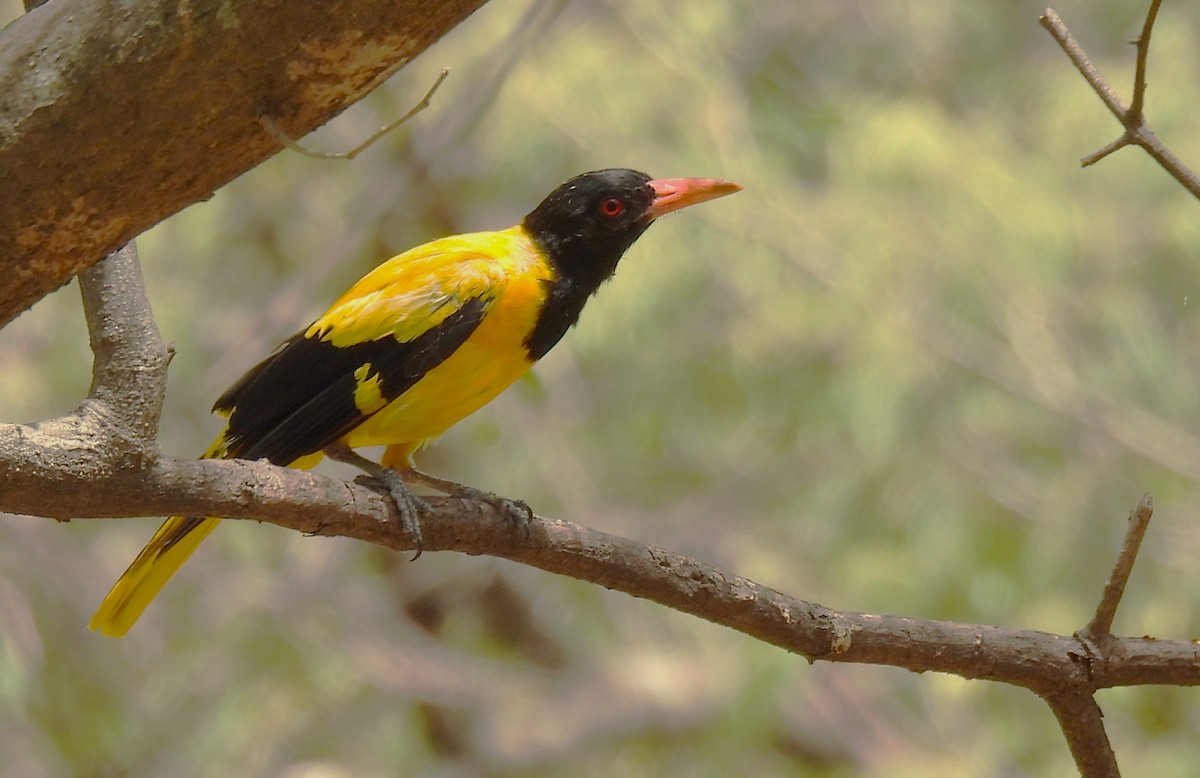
[213,298,487,465]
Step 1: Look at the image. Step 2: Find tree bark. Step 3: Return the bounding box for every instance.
[0,0,487,327]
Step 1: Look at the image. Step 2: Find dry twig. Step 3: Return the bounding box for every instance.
[260,68,451,160]
[1040,2,1200,199]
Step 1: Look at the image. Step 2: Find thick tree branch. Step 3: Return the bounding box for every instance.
[4,451,1199,695]
[0,0,488,327]
[78,241,171,446]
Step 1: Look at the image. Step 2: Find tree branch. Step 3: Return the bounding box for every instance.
[0,0,489,327]
[260,67,451,160]
[2,247,1196,702]
[1044,493,1155,777]
[1126,0,1162,124]
[1083,493,1154,642]
[78,241,171,447]
[1040,3,1200,199]
[1,264,1196,778]
[1031,7,1200,770]
[1038,8,1128,124]
[4,449,1199,694]
[2,237,1197,778]
[1043,692,1120,778]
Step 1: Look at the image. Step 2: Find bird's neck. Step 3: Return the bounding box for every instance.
[523,276,596,361]
[521,226,641,361]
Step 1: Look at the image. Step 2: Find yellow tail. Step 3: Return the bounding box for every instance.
[88,516,222,637]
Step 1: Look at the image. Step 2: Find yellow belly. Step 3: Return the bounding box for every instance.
[342,269,545,450]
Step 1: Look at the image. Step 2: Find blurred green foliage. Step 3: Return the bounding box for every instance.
[2,0,1199,775]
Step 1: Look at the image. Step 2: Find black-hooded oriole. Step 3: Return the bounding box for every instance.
[90,168,741,636]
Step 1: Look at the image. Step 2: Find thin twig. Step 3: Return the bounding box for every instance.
[1080,136,1130,168]
[1084,493,1154,641]
[261,68,450,160]
[1040,4,1200,199]
[1039,9,1128,122]
[1127,0,1162,124]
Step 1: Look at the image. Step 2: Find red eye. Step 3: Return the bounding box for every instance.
[599,197,625,217]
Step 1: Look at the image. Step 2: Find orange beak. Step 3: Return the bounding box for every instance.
[646,177,742,220]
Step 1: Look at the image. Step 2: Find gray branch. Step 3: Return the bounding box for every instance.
[3,424,1198,695]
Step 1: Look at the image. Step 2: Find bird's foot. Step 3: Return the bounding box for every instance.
[404,469,533,529]
[353,472,429,559]
[325,444,427,559]
[454,485,534,528]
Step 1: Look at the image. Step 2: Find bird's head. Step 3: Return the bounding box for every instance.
[523,168,741,290]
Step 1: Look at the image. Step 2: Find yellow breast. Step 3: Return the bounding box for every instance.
[344,228,552,450]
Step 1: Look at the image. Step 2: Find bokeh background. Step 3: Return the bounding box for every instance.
[2,0,1199,775]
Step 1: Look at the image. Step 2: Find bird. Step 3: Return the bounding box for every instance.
[89,168,741,637]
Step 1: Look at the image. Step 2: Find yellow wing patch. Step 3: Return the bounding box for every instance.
[91,226,556,638]
[306,229,543,348]
[352,363,388,415]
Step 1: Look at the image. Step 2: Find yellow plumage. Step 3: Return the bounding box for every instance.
[90,228,552,637]
[338,231,552,450]
[89,169,740,637]
[89,517,221,636]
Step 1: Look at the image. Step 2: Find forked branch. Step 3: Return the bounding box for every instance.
[1040,2,1200,199]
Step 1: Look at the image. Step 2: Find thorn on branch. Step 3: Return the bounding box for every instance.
[1081,136,1133,168]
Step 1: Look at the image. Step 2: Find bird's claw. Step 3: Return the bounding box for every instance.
[353,474,427,560]
[353,469,530,550]
[496,497,533,527]
[451,486,532,532]
[352,474,390,496]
